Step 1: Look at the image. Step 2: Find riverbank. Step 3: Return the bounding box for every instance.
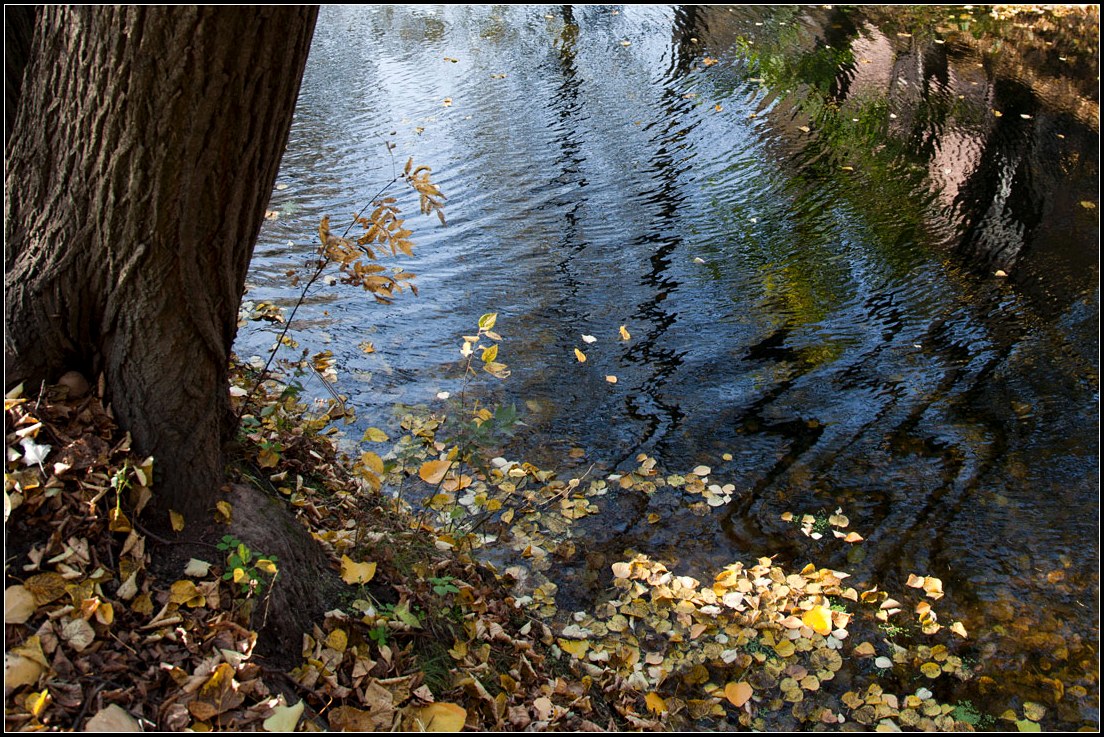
[3,370,1089,731]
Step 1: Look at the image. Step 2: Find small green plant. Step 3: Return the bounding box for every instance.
[879,621,908,638]
[951,700,993,729]
[216,534,279,597]
[428,575,461,596]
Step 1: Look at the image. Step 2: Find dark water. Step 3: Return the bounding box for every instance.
[237,5,1099,726]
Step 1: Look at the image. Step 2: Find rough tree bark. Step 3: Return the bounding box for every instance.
[5,6,318,523]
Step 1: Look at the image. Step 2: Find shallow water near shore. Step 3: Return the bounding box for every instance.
[237,5,1099,728]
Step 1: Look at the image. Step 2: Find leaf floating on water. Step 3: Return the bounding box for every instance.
[363,427,389,443]
[693,257,706,264]
[605,375,618,384]
[581,334,597,344]
[419,460,452,485]
[574,348,587,363]
[619,325,631,340]
[950,621,968,638]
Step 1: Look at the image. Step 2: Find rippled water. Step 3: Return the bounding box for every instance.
[237,5,1099,726]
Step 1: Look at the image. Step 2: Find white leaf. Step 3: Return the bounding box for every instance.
[581,335,598,344]
[184,559,211,577]
[19,437,50,467]
[85,704,142,732]
[263,699,305,732]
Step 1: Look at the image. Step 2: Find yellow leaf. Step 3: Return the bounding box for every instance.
[803,605,833,636]
[950,621,968,638]
[419,459,452,485]
[361,451,385,475]
[215,500,232,524]
[725,681,753,708]
[340,555,377,585]
[481,344,498,363]
[574,348,587,363]
[920,662,942,679]
[169,510,185,532]
[605,375,618,384]
[558,638,589,659]
[326,628,349,653]
[4,654,45,690]
[255,559,278,575]
[645,691,668,714]
[619,325,631,340]
[412,702,467,732]
[478,313,497,331]
[263,700,305,733]
[363,427,389,443]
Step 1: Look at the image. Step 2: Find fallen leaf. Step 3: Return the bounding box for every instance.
[803,605,833,635]
[184,559,211,577]
[605,375,618,384]
[419,460,452,485]
[169,510,185,532]
[619,325,631,340]
[725,681,753,707]
[340,556,377,585]
[645,691,668,714]
[581,334,597,344]
[411,702,467,731]
[4,653,45,690]
[5,585,36,624]
[263,700,305,733]
[574,348,587,363]
[363,427,389,443]
[85,703,141,732]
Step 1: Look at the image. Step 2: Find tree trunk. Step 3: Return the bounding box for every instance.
[5,6,318,523]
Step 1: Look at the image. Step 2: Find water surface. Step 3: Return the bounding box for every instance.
[237,6,1099,727]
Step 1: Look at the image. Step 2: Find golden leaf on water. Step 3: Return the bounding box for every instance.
[574,348,587,363]
[619,325,631,340]
[605,375,618,384]
[363,427,388,443]
[419,460,452,485]
[361,452,385,475]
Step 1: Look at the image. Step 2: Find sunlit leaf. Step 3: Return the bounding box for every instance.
[581,334,597,344]
[574,348,587,363]
[412,702,467,731]
[605,375,618,384]
[263,700,305,733]
[619,325,631,340]
[725,681,753,707]
[361,451,385,475]
[645,691,668,714]
[803,606,833,636]
[481,344,498,363]
[340,555,377,585]
[478,313,497,331]
[419,460,452,485]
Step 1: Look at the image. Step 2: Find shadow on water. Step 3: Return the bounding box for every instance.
[236,5,1098,728]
